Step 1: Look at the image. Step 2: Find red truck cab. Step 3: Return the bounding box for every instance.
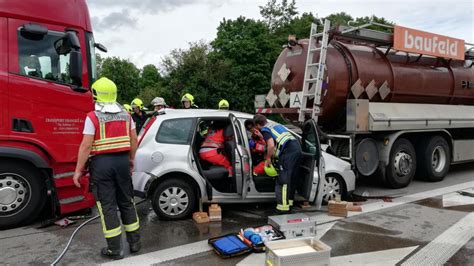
[0,0,101,228]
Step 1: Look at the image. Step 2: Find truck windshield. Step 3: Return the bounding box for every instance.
[86,32,97,85]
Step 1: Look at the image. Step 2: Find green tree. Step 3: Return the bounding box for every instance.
[161,41,230,109]
[139,64,163,89]
[100,56,140,103]
[211,17,277,112]
[260,0,298,32]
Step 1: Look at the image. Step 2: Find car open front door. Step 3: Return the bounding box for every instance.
[299,119,325,209]
[229,114,251,199]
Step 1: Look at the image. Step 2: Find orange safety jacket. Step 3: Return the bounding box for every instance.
[88,110,131,155]
[201,128,225,149]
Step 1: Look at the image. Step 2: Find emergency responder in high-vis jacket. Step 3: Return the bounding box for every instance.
[253,114,302,214]
[218,99,229,110]
[73,77,140,260]
[123,103,132,113]
[181,93,198,109]
[131,98,148,134]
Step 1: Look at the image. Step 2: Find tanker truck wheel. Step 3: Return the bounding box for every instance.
[417,136,451,182]
[385,139,416,189]
[0,161,46,229]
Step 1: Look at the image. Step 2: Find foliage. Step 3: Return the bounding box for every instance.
[99,56,140,104]
[260,0,298,32]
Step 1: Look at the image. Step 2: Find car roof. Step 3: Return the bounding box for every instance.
[158,109,255,120]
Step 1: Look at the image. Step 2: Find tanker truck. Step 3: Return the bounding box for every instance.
[257,20,474,189]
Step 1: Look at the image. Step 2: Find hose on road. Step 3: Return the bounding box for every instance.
[50,199,146,266]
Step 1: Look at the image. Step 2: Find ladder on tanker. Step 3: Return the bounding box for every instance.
[298,19,331,123]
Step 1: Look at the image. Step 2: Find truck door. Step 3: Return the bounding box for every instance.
[299,119,325,209]
[0,18,6,136]
[229,114,251,198]
[7,19,93,162]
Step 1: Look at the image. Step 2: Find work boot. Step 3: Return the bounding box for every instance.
[129,241,141,253]
[274,209,292,215]
[101,248,124,260]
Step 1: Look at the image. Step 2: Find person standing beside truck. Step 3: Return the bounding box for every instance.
[73,77,141,260]
[131,98,148,133]
[218,99,230,110]
[181,93,199,109]
[151,97,167,115]
[253,114,302,214]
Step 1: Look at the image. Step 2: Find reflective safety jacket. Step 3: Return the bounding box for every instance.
[261,124,295,157]
[201,128,225,149]
[88,110,131,155]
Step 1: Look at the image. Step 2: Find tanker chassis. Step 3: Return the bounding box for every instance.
[258,21,474,189]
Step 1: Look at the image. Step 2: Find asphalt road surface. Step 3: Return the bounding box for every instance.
[1,163,473,265]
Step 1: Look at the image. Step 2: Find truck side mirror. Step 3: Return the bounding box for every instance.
[69,50,82,86]
[54,29,83,87]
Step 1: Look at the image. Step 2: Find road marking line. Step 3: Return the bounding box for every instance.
[101,239,211,266]
[313,181,474,225]
[442,188,474,207]
[331,246,419,265]
[401,212,474,265]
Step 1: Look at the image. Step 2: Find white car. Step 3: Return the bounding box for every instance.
[132,109,355,220]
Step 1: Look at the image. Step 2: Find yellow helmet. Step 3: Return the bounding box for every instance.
[181,93,194,104]
[91,77,117,103]
[218,99,229,109]
[131,98,144,110]
[264,164,278,177]
[123,104,132,113]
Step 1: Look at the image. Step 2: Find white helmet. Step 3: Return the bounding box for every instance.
[151,97,166,106]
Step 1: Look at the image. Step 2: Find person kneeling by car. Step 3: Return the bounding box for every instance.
[199,125,233,176]
[254,114,302,214]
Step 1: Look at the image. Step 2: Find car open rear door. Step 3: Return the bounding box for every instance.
[299,119,325,209]
[229,114,251,199]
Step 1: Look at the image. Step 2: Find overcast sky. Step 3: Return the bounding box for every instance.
[87,0,474,68]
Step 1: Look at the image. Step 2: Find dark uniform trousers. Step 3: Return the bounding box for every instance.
[90,152,140,251]
[276,140,302,211]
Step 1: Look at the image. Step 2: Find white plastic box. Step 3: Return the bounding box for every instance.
[264,237,331,266]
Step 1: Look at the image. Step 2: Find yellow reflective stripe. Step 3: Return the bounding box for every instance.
[126,121,130,136]
[289,200,294,206]
[92,142,131,151]
[96,201,122,238]
[124,220,140,232]
[276,204,289,211]
[94,136,130,144]
[282,184,287,207]
[99,123,106,139]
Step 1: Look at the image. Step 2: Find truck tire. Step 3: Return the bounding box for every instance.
[417,136,451,182]
[151,179,196,220]
[0,161,46,229]
[385,138,416,189]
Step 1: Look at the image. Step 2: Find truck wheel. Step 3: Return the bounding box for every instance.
[0,161,46,229]
[151,179,196,220]
[417,136,450,182]
[385,138,416,189]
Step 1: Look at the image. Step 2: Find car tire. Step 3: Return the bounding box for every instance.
[417,136,451,182]
[151,179,196,220]
[385,138,416,189]
[0,161,46,229]
[322,174,346,204]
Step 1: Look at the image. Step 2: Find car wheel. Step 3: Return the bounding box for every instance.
[385,138,416,189]
[151,179,196,220]
[0,161,46,229]
[417,136,451,182]
[322,174,346,204]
